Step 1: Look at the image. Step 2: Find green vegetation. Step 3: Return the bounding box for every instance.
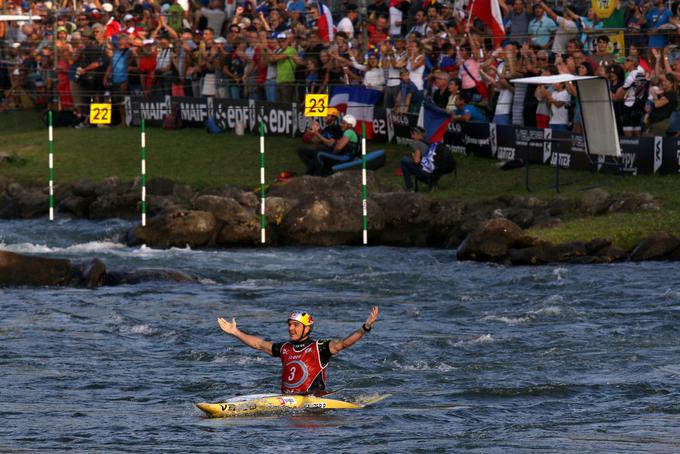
[1,111,679,248]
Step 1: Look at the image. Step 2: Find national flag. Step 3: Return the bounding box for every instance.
[470,0,505,48]
[316,0,334,43]
[330,86,382,139]
[417,98,450,144]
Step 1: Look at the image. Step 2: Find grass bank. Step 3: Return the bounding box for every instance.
[1,111,678,249]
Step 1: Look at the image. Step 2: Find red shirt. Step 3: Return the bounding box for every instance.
[367,24,387,47]
[278,340,328,394]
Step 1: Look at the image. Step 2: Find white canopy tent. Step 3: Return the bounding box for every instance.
[511,75,621,159]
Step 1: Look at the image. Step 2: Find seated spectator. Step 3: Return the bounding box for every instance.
[298,107,343,175]
[400,126,436,192]
[452,92,486,122]
[314,114,360,176]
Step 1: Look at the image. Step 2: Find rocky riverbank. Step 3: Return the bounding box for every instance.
[1,172,679,272]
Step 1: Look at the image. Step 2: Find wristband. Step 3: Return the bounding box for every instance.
[362,323,372,333]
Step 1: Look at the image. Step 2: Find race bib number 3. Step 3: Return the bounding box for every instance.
[304,94,328,117]
[90,103,112,124]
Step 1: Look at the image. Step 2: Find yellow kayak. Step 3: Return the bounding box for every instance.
[196,393,390,418]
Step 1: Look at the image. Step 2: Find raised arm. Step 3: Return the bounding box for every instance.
[329,306,379,355]
[218,317,274,355]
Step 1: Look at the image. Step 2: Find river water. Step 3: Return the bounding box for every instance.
[1,219,679,452]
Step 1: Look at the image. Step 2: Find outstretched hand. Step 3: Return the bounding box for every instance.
[364,306,379,329]
[218,317,239,336]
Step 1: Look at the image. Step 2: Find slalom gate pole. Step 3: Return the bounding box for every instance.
[141,119,147,226]
[260,122,266,244]
[362,122,367,245]
[48,111,54,221]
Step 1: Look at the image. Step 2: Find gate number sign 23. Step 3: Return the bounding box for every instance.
[304,94,328,117]
[90,103,112,124]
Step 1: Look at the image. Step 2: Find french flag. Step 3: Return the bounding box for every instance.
[470,0,505,48]
[330,86,382,139]
[317,0,334,43]
[417,98,450,144]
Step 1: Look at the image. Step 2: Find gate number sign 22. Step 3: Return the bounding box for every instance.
[90,103,112,124]
[304,94,328,117]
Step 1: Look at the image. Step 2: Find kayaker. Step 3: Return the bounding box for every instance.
[217,306,379,395]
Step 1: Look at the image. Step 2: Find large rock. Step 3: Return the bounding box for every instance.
[279,194,385,246]
[192,195,261,245]
[608,192,662,213]
[104,268,198,285]
[372,192,434,246]
[267,171,382,201]
[629,232,680,261]
[457,218,532,262]
[89,192,140,219]
[580,188,611,215]
[0,250,75,286]
[128,210,217,248]
[219,185,259,208]
[13,188,49,218]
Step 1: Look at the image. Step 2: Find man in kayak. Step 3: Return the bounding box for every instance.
[217,306,379,395]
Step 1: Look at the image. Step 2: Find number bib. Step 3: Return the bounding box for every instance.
[279,341,326,394]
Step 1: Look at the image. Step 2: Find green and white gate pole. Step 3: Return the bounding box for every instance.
[260,122,266,244]
[48,111,54,221]
[361,122,367,245]
[141,119,147,226]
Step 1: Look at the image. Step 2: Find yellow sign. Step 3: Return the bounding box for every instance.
[304,94,328,117]
[90,103,112,124]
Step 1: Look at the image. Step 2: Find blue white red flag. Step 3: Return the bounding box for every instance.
[417,98,451,144]
[317,0,334,43]
[330,85,383,138]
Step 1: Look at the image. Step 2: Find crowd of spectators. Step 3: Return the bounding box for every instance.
[1,0,680,135]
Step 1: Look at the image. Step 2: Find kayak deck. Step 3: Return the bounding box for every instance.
[196,393,390,418]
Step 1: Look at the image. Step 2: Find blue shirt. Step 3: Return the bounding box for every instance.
[111,40,131,84]
[646,7,672,49]
[529,16,556,48]
[456,104,486,122]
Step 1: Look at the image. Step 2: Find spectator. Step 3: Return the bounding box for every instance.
[540,2,578,56]
[592,35,615,67]
[270,32,299,103]
[430,70,449,109]
[314,114,360,175]
[643,0,672,50]
[646,76,677,135]
[104,33,132,125]
[298,107,343,175]
[499,0,532,44]
[452,91,486,122]
[337,4,358,39]
[528,3,556,50]
[538,79,570,131]
[399,126,434,192]
[621,55,647,136]
[383,37,408,108]
[445,77,461,113]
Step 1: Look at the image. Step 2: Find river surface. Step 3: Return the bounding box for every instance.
[1,219,680,452]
